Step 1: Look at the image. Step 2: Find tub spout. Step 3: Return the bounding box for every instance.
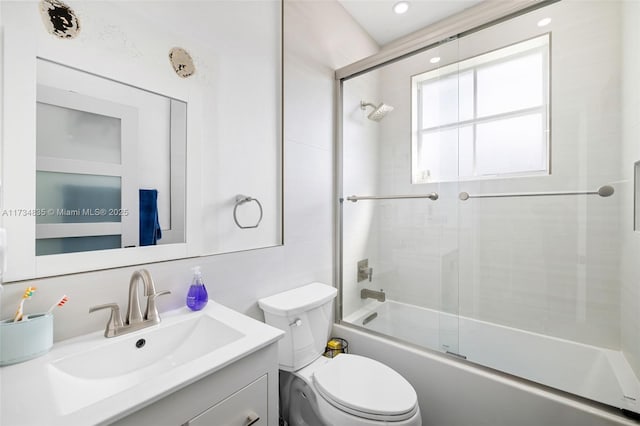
[361,288,385,302]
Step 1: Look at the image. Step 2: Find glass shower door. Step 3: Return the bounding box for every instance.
[340,37,463,357]
[455,0,640,414]
[338,0,640,416]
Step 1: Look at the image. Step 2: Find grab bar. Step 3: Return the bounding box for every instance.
[458,185,614,201]
[345,193,438,202]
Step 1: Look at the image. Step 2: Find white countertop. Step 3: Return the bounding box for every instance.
[0,301,284,426]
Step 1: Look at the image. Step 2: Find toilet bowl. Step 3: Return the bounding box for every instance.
[258,282,421,426]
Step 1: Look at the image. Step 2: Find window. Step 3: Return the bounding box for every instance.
[411,34,550,183]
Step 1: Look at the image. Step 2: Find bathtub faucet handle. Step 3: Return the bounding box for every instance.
[358,261,373,282]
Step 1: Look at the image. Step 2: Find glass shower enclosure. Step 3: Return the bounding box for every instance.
[338,0,640,416]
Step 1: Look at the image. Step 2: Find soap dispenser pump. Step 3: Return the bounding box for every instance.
[186,266,208,311]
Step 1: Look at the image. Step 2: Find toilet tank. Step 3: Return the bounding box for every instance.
[258,282,337,371]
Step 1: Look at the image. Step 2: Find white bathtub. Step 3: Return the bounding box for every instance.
[344,300,640,415]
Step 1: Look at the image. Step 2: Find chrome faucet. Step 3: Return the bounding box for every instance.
[89,269,171,338]
[361,288,385,302]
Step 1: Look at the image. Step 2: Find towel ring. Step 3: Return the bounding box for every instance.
[233,195,263,229]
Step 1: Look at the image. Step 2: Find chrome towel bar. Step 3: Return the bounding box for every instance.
[345,193,439,202]
[458,185,614,201]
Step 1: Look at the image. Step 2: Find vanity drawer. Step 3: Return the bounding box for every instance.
[185,374,267,426]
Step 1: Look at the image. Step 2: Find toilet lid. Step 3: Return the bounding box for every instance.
[312,354,418,421]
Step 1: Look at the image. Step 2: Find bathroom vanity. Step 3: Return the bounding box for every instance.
[0,302,284,426]
[113,346,276,426]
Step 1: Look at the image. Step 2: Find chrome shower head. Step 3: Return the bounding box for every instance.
[360,101,394,121]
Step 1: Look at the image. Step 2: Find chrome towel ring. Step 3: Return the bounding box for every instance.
[233,195,263,229]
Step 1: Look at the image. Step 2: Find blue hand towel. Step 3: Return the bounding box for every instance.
[139,189,162,246]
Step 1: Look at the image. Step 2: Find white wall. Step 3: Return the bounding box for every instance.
[621,0,640,380]
[289,0,379,319]
[188,0,282,255]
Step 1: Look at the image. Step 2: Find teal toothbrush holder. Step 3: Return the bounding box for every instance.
[0,313,53,366]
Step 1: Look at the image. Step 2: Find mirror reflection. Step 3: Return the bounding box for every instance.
[35,59,186,255]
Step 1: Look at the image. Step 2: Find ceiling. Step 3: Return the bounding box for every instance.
[337,0,484,46]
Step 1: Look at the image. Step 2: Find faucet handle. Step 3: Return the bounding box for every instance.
[145,290,171,323]
[89,303,123,337]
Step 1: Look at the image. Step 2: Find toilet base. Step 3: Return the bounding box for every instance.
[280,371,326,426]
[280,370,422,426]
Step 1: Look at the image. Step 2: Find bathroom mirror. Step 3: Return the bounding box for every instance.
[0,0,282,281]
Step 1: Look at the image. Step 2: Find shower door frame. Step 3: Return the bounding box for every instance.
[333,0,559,325]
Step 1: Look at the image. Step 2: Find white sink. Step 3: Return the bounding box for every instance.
[48,314,245,415]
[1,301,284,426]
[51,315,243,380]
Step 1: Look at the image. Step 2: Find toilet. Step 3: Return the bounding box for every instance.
[258,282,422,426]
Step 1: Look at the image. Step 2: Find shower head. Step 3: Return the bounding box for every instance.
[360,101,394,121]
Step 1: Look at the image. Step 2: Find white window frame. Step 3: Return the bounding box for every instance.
[411,34,550,184]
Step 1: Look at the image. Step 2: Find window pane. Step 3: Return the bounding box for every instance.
[458,125,474,178]
[411,36,549,184]
[458,71,474,122]
[36,235,121,255]
[420,70,474,128]
[37,102,122,164]
[419,128,459,181]
[36,172,121,224]
[475,113,545,175]
[421,74,460,128]
[477,52,543,118]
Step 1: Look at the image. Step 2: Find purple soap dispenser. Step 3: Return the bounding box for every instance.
[186,266,208,311]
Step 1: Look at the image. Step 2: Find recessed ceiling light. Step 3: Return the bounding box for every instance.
[430,57,441,64]
[393,1,410,15]
[537,17,552,27]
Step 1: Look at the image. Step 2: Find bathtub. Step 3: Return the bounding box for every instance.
[344,300,640,415]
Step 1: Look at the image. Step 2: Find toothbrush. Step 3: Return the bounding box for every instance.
[13,286,37,322]
[47,295,69,314]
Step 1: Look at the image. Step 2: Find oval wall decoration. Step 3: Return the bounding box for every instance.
[39,0,81,39]
[169,47,196,78]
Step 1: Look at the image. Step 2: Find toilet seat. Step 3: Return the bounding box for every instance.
[312,354,418,422]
